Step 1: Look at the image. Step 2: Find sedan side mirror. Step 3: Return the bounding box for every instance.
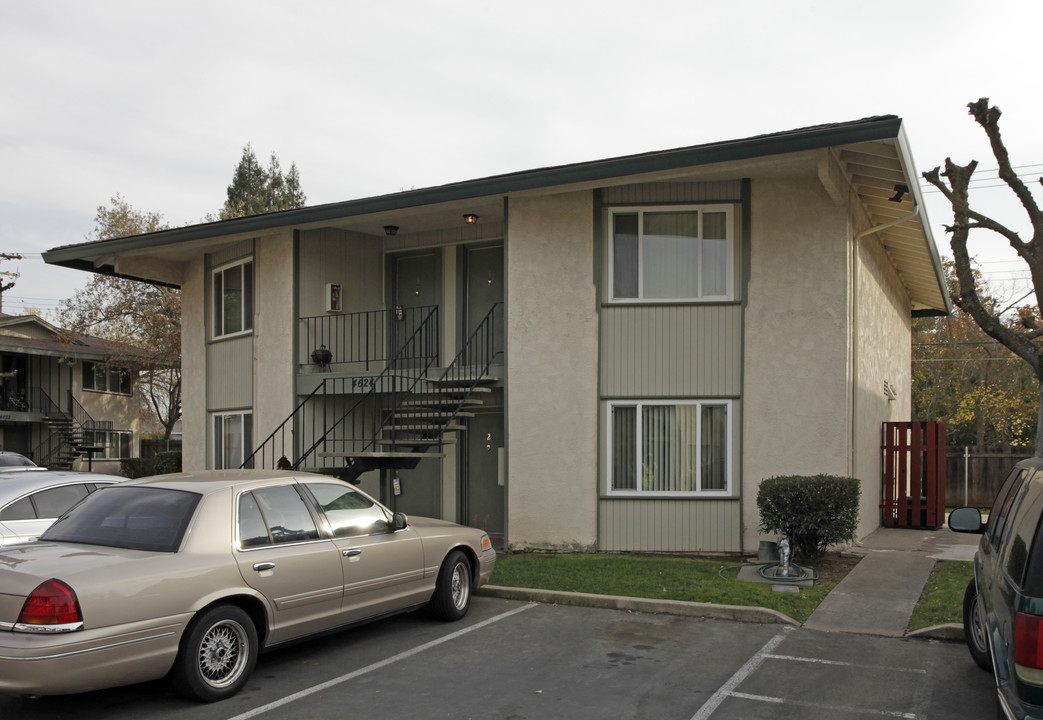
[391,512,409,532]
[949,506,986,534]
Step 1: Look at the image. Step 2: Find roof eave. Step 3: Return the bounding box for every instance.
[43,116,906,268]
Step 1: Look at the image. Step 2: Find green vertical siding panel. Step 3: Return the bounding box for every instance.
[207,336,254,410]
[600,305,742,397]
[598,499,740,552]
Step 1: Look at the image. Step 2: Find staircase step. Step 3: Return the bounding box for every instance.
[387,423,466,432]
[392,411,475,420]
[423,377,497,389]
[318,451,445,460]
[375,438,456,446]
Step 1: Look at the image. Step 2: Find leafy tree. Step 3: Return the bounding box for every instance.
[913,259,1038,447]
[59,195,182,438]
[923,98,1043,456]
[220,144,306,219]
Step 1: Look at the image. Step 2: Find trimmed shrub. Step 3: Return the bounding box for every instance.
[120,457,154,479]
[153,451,182,475]
[757,474,860,560]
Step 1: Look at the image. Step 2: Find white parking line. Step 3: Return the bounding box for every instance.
[225,602,538,720]
[690,627,792,720]
[691,629,928,720]
[727,691,921,718]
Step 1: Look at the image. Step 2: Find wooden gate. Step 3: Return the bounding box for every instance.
[881,422,946,529]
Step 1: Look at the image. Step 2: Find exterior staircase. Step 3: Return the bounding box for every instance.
[244,302,503,485]
[325,376,496,483]
[41,415,86,470]
[29,390,110,470]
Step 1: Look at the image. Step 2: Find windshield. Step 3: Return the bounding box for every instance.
[41,486,201,552]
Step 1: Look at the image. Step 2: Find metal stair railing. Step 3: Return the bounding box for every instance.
[365,302,504,457]
[27,388,105,468]
[416,301,504,448]
[243,306,440,471]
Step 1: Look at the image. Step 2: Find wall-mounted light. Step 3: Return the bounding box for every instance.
[384,225,399,236]
[463,213,479,225]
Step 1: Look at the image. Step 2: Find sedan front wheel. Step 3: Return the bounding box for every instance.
[429,549,472,621]
[171,604,258,702]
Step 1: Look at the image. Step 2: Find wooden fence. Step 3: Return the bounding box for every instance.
[946,445,1033,508]
[881,422,946,529]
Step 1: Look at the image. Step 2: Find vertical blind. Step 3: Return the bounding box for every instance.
[611,402,729,493]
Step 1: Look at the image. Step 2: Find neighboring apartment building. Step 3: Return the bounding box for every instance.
[0,313,145,473]
[44,116,951,552]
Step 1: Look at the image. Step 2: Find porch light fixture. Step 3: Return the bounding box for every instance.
[463,213,479,225]
[383,225,399,236]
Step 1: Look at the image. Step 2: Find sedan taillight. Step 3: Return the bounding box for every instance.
[17,579,83,630]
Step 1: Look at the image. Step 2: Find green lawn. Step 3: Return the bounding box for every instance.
[490,552,973,631]
[907,560,974,632]
[489,552,857,623]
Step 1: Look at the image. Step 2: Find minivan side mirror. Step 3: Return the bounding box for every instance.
[949,506,986,534]
[391,512,409,531]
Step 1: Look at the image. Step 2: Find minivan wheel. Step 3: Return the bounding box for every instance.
[963,579,991,671]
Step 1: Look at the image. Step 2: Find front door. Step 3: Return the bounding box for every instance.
[464,244,504,364]
[464,412,504,542]
[392,250,441,362]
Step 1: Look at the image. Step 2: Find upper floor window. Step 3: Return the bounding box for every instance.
[82,362,133,395]
[609,206,733,302]
[213,259,254,339]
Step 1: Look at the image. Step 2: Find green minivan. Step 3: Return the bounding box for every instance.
[951,457,1043,720]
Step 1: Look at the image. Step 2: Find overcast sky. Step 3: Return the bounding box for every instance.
[1,0,1040,315]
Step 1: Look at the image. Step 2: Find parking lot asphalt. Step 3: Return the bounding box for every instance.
[0,597,995,720]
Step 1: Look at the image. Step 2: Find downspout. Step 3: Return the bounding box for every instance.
[850,208,920,477]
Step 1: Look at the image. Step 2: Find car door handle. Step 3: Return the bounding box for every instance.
[343,549,362,557]
[253,562,276,571]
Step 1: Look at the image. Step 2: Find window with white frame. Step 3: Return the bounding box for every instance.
[82,362,134,395]
[608,400,731,495]
[85,430,132,459]
[610,206,732,301]
[213,411,253,469]
[212,259,254,339]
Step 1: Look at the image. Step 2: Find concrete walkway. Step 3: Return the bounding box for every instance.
[804,526,979,637]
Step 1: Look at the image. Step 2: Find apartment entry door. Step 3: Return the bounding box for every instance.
[464,412,504,542]
[464,244,504,360]
[391,250,441,364]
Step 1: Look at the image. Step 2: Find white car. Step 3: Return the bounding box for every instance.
[0,456,124,546]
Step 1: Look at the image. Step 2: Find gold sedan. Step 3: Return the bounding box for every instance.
[0,470,495,701]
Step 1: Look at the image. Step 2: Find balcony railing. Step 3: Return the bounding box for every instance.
[299,305,438,372]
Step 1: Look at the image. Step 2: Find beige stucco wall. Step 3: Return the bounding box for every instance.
[852,230,913,538]
[742,178,853,549]
[73,366,144,472]
[182,258,206,471]
[506,191,599,549]
[253,233,296,453]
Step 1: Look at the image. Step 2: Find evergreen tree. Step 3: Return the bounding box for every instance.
[221,144,307,219]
